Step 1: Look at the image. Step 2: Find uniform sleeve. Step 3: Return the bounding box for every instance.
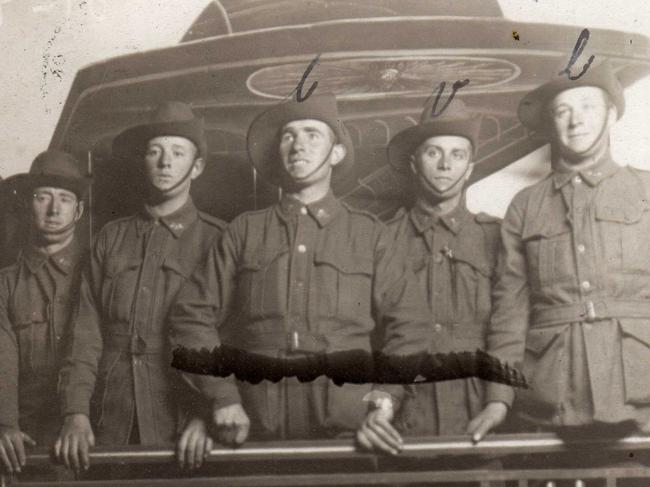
[485,196,530,406]
[58,230,106,416]
[168,223,242,409]
[371,224,432,403]
[0,277,19,429]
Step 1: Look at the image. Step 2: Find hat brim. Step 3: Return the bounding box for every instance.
[12,173,90,200]
[388,119,480,171]
[518,66,625,132]
[247,103,355,186]
[112,119,207,160]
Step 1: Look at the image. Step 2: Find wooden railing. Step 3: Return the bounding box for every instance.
[4,433,650,486]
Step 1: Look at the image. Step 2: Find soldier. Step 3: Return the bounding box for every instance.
[357,100,502,459]
[0,151,88,473]
[167,93,431,449]
[468,60,650,444]
[56,102,225,471]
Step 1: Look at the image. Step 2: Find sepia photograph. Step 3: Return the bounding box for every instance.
[0,0,649,485]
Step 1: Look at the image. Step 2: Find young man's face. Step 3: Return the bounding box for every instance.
[410,135,473,198]
[549,86,615,161]
[144,136,204,199]
[278,119,345,188]
[31,186,82,243]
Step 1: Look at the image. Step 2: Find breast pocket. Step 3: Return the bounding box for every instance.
[313,248,373,321]
[596,205,650,274]
[13,309,51,374]
[104,257,142,322]
[451,248,494,322]
[161,256,193,307]
[236,248,288,318]
[522,222,574,287]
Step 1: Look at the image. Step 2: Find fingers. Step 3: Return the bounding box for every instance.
[0,444,14,473]
[177,428,190,469]
[54,437,62,460]
[11,435,27,470]
[192,432,205,469]
[234,420,249,446]
[204,437,214,461]
[469,416,493,444]
[356,430,373,451]
[79,435,90,471]
[69,434,80,472]
[360,424,400,455]
[21,433,36,447]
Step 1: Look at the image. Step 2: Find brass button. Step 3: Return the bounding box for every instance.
[581,280,591,291]
[297,244,307,253]
[577,244,586,253]
[434,323,442,333]
[300,207,308,216]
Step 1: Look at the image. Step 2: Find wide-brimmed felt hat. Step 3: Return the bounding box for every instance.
[247,93,354,185]
[113,101,207,159]
[518,59,625,133]
[388,99,481,171]
[14,150,89,199]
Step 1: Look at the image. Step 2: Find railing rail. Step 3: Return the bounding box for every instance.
[5,433,650,486]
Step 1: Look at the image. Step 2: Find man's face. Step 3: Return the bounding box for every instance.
[410,135,473,197]
[144,136,203,198]
[31,186,81,242]
[279,119,344,187]
[549,86,614,160]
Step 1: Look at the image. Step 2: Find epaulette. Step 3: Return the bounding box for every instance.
[198,211,226,230]
[340,201,383,223]
[475,212,501,225]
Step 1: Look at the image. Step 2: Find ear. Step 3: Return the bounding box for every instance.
[409,154,418,176]
[74,200,85,222]
[190,157,206,180]
[329,144,346,167]
[464,162,475,182]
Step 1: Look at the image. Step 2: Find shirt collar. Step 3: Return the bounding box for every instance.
[552,154,621,190]
[136,198,199,238]
[409,195,470,236]
[277,191,342,227]
[22,237,82,276]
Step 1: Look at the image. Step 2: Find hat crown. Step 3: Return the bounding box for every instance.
[419,98,473,125]
[149,101,197,124]
[29,150,82,180]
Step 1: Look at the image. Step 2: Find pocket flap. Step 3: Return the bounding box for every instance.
[105,257,141,278]
[522,220,570,241]
[409,256,428,274]
[314,247,373,276]
[14,310,47,329]
[162,257,192,278]
[596,205,644,224]
[525,325,568,355]
[238,248,286,272]
[619,319,650,348]
[451,247,493,277]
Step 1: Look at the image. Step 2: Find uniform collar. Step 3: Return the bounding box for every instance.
[277,191,342,227]
[552,154,620,189]
[137,197,199,238]
[409,195,470,236]
[22,237,82,275]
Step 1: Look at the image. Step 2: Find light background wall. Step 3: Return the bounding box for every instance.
[0,0,648,216]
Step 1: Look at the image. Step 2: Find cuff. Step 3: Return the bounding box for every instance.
[485,382,514,407]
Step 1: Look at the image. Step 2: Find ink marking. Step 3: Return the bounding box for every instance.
[293,53,321,102]
[512,31,520,41]
[430,79,470,117]
[559,28,595,81]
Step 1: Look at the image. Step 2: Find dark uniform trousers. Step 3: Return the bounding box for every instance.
[168,191,432,440]
[0,239,84,445]
[58,199,224,446]
[388,199,500,436]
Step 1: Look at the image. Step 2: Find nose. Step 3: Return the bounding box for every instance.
[290,132,307,152]
[569,108,583,127]
[437,154,452,170]
[158,149,172,167]
[48,197,61,215]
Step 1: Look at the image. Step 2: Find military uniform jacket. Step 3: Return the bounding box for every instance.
[388,199,500,435]
[168,191,432,440]
[486,157,650,427]
[0,239,84,444]
[59,199,224,445]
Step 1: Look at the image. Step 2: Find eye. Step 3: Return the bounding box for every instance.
[173,151,184,158]
[60,195,75,205]
[452,151,466,160]
[146,148,160,157]
[281,132,294,143]
[426,148,441,158]
[552,106,570,119]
